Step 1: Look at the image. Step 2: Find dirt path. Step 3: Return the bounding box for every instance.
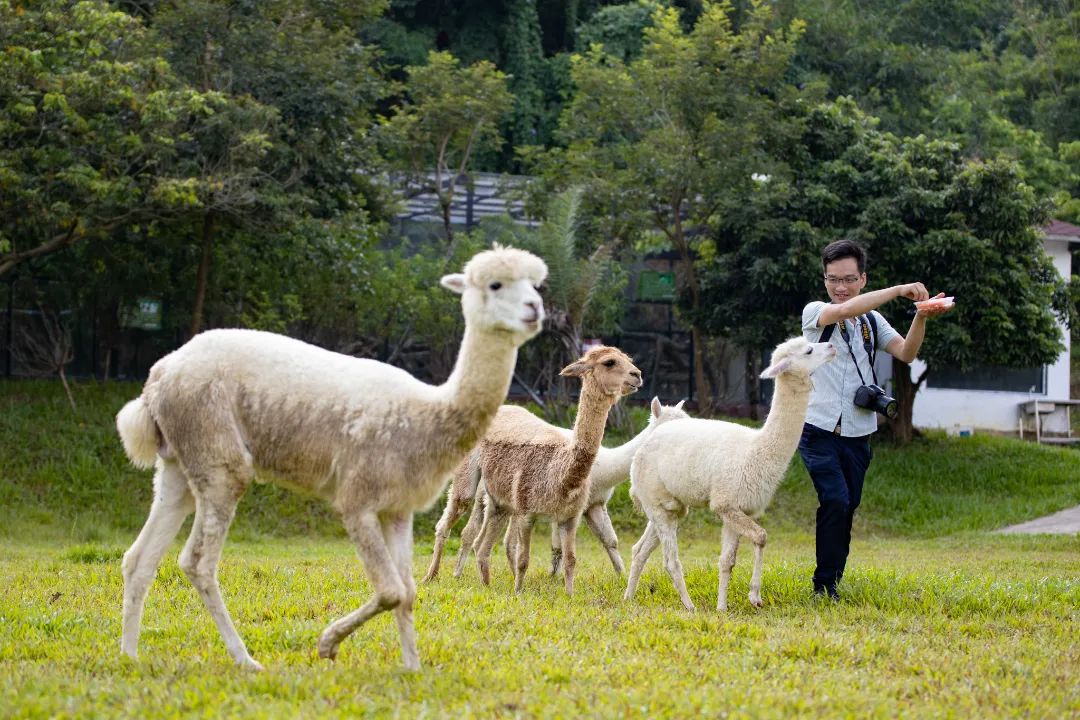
[997,504,1080,535]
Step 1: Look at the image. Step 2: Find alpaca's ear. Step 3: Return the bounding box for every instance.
[675,399,686,411]
[560,360,591,377]
[440,274,467,294]
[760,359,790,379]
[651,396,662,418]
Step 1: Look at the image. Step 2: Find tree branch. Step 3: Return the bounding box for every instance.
[0,224,80,277]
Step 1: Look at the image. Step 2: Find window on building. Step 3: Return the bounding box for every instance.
[927,365,1045,393]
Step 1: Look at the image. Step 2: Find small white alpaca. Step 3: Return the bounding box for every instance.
[115,246,547,671]
[422,397,689,582]
[468,346,641,594]
[624,336,835,611]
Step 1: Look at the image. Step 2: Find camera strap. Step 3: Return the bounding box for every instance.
[820,314,879,386]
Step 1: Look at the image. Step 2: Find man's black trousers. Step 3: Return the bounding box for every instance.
[797,423,872,594]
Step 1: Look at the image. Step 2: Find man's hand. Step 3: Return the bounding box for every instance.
[897,282,930,302]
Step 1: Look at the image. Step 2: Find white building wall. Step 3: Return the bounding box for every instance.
[906,238,1074,433]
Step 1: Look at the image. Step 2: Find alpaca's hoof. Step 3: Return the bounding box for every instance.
[239,657,265,672]
[317,636,339,661]
[749,595,764,608]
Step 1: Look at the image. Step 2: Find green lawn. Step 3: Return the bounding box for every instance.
[2,380,1079,718]
[3,534,1078,718]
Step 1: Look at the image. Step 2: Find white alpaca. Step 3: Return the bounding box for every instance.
[423,397,689,582]
[115,246,547,671]
[624,337,835,611]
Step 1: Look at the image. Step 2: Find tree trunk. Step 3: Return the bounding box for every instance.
[441,199,456,257]
[58,366,76,413]
[746,350,762,421]
[669,208,712,413]
[888,356,923,445]
[189,212,216,338]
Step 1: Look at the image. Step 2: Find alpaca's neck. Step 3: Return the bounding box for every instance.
[570,383,615,455]
[753,373,812,467]
[437,325,518,451]
[559,383,616,492]
[591,421,654,493]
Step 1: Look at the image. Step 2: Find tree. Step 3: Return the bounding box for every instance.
[867,149,1066,442]
[694,99,1070,443]
[0,1,255,278]
[379,51,514,251]
[142,0,390,335]
[528,0,815,411]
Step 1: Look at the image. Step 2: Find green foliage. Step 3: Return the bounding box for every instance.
[0,0,255,276]
[381,51,514,171]
[526,187,625,343]
[778,0,1080,223]
[379,50,514,240]
[576,1,664,61]
[148,0,389,217]
[502,0,545,163]
[693,99,1067,377]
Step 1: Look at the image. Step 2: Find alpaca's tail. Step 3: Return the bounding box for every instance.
[116,397,159,469]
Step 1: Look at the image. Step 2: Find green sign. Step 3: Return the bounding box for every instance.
[121,298,162,330]
[638,270,675,301]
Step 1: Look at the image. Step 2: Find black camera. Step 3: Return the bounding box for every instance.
[854,383,899,419]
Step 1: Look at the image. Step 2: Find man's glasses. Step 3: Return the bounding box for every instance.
[823,274,861,286]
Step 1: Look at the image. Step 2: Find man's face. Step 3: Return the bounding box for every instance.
[823,257,866,304]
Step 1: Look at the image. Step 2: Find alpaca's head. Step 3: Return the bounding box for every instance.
[560,346,642,398]
[760,336,836,380]
[440,245,548,343]
[646,396,690,427]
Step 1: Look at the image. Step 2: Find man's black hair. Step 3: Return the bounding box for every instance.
[821,239,867,275]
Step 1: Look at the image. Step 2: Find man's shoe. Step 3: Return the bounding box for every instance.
[813,586,840,602]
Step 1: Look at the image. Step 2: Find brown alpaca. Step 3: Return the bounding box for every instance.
[472,346,641,594]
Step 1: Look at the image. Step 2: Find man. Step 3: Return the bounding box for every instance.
[799,239,951,599]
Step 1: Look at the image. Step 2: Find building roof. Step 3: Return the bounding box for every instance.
[1043,219,1080,242]
[393,172,539,228]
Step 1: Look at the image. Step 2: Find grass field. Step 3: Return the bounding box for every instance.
[2,380,1079,718]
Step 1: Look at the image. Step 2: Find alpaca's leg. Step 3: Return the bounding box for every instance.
[318,511,408,662]
[718,507,768,608]
[121,460,195,659]
[503,516,517,573]
[558,516,581,595]
[453,494,485,578]
[655,515,694,611]
[384,512,420,671]
[548,521,562,577]
[475,503,509,586]
[177,471,260,669]
[583,503,624,575]
[716,523,741,612]
[513,515,536,594]
[623,521,659,601]
[422,491,467,582]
